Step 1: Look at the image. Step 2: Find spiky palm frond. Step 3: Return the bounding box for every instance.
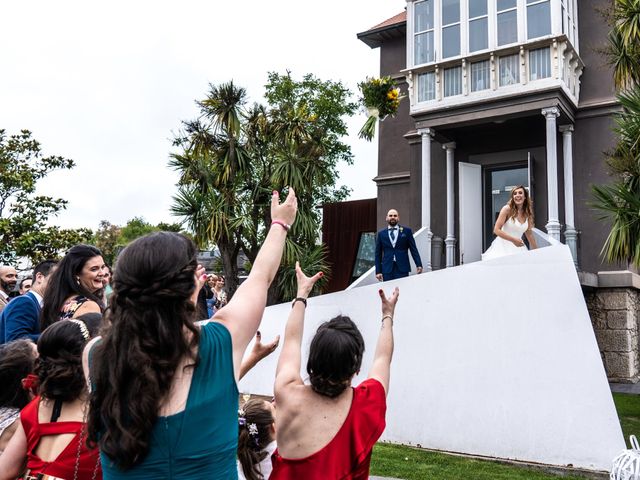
[278,242,331,300]
[199,81,246,138]
[592,181,640,267]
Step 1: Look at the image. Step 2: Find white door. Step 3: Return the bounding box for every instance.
[459,162,482,264]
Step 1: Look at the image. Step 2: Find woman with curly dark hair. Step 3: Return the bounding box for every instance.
[40,245,106,331]
[0,320,101,479]
[85,189,297,479]
[0,340,37,453]
[270,263,400,480]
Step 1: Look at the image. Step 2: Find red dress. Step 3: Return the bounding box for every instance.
[20,396,102,479]
[270,378,387,480]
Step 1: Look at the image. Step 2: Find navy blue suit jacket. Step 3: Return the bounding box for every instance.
[0,291,41,344]
[375,225,422,274]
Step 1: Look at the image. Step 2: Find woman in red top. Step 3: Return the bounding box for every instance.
[0,320,101,480]
[271,263,399,479]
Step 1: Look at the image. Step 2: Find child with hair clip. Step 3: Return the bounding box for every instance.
[237,398,277,480]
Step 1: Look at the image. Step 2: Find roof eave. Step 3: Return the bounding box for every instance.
[357,22,407,49]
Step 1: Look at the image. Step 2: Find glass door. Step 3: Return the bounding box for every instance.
[484,165,529,249]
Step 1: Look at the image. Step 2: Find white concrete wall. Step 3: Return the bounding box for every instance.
[238,243,624,471]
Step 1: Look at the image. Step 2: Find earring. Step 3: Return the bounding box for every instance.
[75,276,80,285]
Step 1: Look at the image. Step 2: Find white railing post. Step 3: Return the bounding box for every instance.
[541,107,562,241]
[419,128,434,271]
[443,142,457,267]
[560,124,578,267]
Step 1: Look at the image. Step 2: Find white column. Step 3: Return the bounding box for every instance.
[541,107,561,241]
[443,142,457,268]
[560,124,578,267]
[419,128,434,272]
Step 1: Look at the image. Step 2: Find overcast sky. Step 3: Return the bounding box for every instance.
[0,0,405,230]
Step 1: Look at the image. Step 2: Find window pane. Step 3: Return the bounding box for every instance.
[529,47,551,80]
[469,0,487,18]
[471,60,490,91]
[415,31,435,64]
[415,0,434,32]
[469,17,488,52]
[444,66,462,96]
[443,25,461,58]
[351,232,376,279]
[497,10,518,45]
[499,54,520,86]
[497,0,516,10]
[418,72,436,101]
[527,1,551,39]
[443,0,460,25]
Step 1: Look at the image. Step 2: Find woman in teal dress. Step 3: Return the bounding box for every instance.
[85,189,297,479]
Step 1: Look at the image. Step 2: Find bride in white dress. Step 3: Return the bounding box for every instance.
[482,185,538,261]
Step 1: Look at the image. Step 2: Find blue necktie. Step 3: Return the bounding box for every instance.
[390,227,397,242]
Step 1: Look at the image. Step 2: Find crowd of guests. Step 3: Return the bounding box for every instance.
[0,188,399,479]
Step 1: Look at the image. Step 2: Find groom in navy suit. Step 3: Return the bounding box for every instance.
[375,209,423,282]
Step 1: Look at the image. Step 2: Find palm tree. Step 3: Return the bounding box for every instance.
[592,0,640,268]
[170,74,356,301]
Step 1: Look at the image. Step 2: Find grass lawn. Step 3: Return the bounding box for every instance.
[369,392,640,480]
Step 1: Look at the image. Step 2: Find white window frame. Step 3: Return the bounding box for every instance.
[442,0,462,59]
[413,0,437,66]
[468,0,490,53]
[496,0,519,47]
[470,59,491,91]
[525,0,552,40]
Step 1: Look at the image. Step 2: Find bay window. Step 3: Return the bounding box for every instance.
[469,0,488,52]
[499,54,519,86]
[497,0,518,46]
[444,66,462,96]
[471,60,490,91]
[442,0,461,58]
[418,71,437,101]
[527,0,551,39]
[415,0,435,64]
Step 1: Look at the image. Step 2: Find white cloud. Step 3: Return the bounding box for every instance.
[1,0,405,229]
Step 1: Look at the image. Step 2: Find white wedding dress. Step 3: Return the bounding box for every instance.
[481,217,529,261]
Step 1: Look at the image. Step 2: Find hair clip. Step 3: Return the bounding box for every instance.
[68,319,90,340]
[248,423,258,436]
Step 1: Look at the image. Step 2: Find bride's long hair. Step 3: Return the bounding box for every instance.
[507,185,534,227]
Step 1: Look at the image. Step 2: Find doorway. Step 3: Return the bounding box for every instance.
[483,165,529,250]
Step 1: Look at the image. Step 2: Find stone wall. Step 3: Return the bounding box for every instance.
[586,288,640,383]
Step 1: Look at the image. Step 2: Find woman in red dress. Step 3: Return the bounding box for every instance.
[0,320,101,480]
[270,263,399,479]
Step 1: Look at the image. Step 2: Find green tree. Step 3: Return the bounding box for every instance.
[593,0,640,268]
[170,73,357,301]
[0,129,92,263]
[94,218,189,265]
[93,220,122,266]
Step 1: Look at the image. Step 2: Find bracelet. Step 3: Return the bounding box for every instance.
[381,314,393,325]
[292,297,307,308]
[271,220,291,231]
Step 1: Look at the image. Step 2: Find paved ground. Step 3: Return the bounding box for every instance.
[610,382,640,394]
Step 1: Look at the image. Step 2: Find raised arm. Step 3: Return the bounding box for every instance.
[214,188,297,380]
[238,331,280,380]
[368,287,399,395]
[274,262,323,393]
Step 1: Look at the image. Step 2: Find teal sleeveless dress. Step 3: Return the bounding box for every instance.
[100,322,239,479]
